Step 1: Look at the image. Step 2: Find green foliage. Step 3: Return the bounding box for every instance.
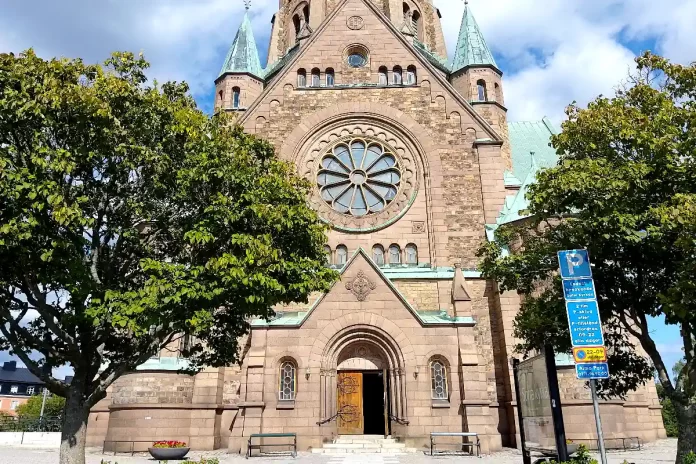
[181,458,219,464]
[477,52,696,458]
[15,394,65,418]
[547,445,599,464]
[684,452,696,464]
[657,383,679,437]
[0,48,337,461]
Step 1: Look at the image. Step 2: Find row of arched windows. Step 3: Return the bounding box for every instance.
[378,66,417,86]
[277,358,448,401]
[297,66,417,88]
[324,244,418,266]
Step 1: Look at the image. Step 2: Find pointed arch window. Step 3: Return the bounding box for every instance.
[389,244,401,264]
[311,68,321,87]
[406,66,417,85]
[297,69,307,88]
[378,66,388,86]
[232,87,240,109]
[218,90,224,103]
[293,15,301,42]
[477,80,488,102]
[324,245,332,265]
[326,68,335,87]
[336,245,348,265]
[403,2,410,23]
[279,360,297,401]
[392,66,403,85]
[302,5,310,25]
[430,360,448,400]
[411,11,421,40]
[372,245,385,265]
[405,244,418,265]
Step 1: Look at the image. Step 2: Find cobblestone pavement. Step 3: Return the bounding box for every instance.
[0,439,677,464]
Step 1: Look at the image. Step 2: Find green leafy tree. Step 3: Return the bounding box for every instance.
[15,394,66,419]
[0,50,337,464]
[478,53,696,463]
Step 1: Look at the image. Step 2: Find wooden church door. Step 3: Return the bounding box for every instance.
[337,372,363,435]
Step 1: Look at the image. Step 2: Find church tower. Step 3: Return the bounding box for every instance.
[449,3,511,167]
[215,10,264,114]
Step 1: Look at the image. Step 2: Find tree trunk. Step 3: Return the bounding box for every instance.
[675,402,696,464]
[59,388,90,464]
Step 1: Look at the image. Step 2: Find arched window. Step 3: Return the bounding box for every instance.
[297,69,307,88]
[430,360,448,400]
[279,361,297,401]
[326,68,335,87]
[218,90,224,103]
[336,245,348,265]
[302,5,310,24]
[388,244,401,264]
[324,245,332,265]
[411,11,421,40]
[402,2,410,22]
[372,245,385,265]
[406,66,417,85]
[293,15,301,42]
[232,87,240,109]
[311,68,321,87]
[477,80,488,102]
[494,83,501,102]
[405,244,418,265]
[392,66,403,85]
[378,66,388,86]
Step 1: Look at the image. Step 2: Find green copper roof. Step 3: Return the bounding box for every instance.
[494,118,560,226]
[451,4,497,73]
[219,13,263,79]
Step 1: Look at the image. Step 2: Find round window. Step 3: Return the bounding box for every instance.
[317,138,401,217]
[344,44,369,68]
[347,53,367,68]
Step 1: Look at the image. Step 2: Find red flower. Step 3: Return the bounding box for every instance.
[152,440,187,448]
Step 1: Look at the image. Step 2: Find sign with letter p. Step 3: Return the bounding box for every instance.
[558,249,592,279]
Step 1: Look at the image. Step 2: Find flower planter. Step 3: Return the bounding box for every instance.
[148,447,190,460]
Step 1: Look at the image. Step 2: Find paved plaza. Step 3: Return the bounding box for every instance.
[0,439,677,464]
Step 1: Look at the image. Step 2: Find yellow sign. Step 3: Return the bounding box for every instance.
[573,347,607,363]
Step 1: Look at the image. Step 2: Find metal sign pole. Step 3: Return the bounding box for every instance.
[590,380,608,464]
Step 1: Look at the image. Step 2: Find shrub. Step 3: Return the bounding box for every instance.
[683,452,696,464]
[182,458,219,464]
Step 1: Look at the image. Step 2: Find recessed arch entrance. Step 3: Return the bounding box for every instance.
[317,324,409,437]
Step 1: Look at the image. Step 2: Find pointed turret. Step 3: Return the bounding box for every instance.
[451,3,497,73]
[214,12,264,114]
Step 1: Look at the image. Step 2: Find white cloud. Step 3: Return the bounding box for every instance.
[434,0,696,124]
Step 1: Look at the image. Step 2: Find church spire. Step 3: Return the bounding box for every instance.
[451,3,497,73]
[218,11,263,79]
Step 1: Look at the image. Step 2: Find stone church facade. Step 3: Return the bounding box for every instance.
[89,0,666,454]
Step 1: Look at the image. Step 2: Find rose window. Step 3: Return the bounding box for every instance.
[317,138,401,217]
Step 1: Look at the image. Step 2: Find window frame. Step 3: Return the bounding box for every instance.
[430,359,449,401]
[232,87,241,109]
[388,244,401,265]
[392,66,403,85]
[278,360,297,404]
[311,68,321,87]
[406,66,417,85]
[405,243,418,265]
[372,245,385,265]
[326,68,335,87]
[297,69,307,88]
[378,66,388,86]
[27,386,35,396]
[477,80,488,102]
[336,245,348,265]
[10,385,18,394]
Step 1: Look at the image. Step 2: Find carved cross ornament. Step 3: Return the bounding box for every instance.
[345,271,377,301]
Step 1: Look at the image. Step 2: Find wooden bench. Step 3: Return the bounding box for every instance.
[430,432,481,457]
[247,433,297,458]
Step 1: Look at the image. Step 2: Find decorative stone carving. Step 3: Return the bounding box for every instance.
[347,16,364,30]
[345,271,377,301]
[412,221,426,233]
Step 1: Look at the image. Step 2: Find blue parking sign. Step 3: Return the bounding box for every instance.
[576,363,610,380]
[566,301,605,346]
[562,278,596,301]
[558,250,592,279]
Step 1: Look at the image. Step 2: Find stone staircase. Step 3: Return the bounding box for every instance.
[312,435,417,455]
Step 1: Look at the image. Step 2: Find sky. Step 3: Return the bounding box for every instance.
[0,0,692,378]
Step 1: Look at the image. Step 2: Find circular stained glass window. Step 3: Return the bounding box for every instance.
[347,53,367,68]
[317,138,401,217]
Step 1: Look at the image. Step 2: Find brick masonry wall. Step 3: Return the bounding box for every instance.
[111,372,194,405]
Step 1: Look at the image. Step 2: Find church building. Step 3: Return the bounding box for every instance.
[90,0,666,454]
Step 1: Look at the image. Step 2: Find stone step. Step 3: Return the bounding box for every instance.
[323,443,383,449]
[333,438,398,444]
[312,448,408,455]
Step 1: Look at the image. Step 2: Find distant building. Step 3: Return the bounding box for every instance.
[0,361,47,415]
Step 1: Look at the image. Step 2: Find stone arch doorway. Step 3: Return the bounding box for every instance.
[318,325,409,437]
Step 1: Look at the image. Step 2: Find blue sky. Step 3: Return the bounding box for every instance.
[0,0,692,378]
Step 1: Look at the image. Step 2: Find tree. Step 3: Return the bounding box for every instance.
[477,53,696,463]
[0,50,337,464]
[16,394,66,418]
